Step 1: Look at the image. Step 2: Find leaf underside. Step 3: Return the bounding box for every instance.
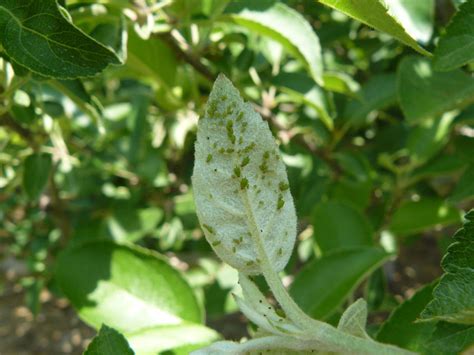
[192,74,297,275]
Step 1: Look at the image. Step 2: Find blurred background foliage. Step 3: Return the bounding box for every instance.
[0,0,473,353]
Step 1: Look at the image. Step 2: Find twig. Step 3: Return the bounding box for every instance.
[157,31,215,81]
[0,114,38,150]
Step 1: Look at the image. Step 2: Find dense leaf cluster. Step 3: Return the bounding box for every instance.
[0,0,473,354]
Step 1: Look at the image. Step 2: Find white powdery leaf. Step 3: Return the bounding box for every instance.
[192,74,296,275]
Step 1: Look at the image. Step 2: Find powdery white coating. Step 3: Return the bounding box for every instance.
[192,74,296,275]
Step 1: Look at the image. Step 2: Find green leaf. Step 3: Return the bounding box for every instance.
[322,71,360,98]
[386,0,434,44]
[312,201,374,253]
[388,199,461,236]
[272,72,333,129]
[223,0,323,85]
[0,0,121,79]
[449,164,474,203]
[51,79,104,128]
[126,323,220,355]
[405,115,454,168]
[23,152,52,201]
[433,0,474,71]
[398,56,474,124]
[343,73,397,128]
[107,206,163,243]
[376,283,437,352]
[423,322,474,354]
[192,74,296,275]
[317,0,430,56]
[85,325,134,355]
[421,210,474,324]
[55,241,202,333]
[290,247,391,320]
[121,30,181,110]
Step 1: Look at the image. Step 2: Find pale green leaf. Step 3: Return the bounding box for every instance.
[337,299,371,339]
[421,210,474,324]
[192,74,296,275]
[85,325,134,355]
[398,56,474,124]
[0,0,121,79]
[317,0,430,56]
[223,0,323,85]
[433,0,474,71]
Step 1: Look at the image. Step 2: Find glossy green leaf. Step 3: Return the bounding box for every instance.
[317,0,430,56]
[0,0,121,79]
[55,241,202,333]
[192,74,296,275]
[421,210,474,324]
[343,74,397,128]
[398,56,474,124]
[389,199,461,236]
[376,283,437,352]
[85,325,134,355]
[126,323,220,355]
[290,247,391,320]
[433,0,474,71]
[312,201,374,253]
[223,0,323,85]
[23,153,52,201]
[386,0,434,44]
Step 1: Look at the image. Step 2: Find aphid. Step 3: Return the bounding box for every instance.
[212,240,221,247]
[279,182,289,191]
[241,156,250,167]
[203,224,215,234]
[206,154,213,163]
[240,178,249,190]
[277,195,285,210]
[242,142,255,153]
[233,166,241,177]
